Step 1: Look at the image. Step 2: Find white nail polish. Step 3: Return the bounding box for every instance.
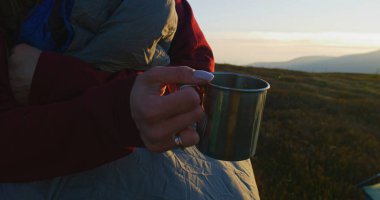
[194,70,214,81]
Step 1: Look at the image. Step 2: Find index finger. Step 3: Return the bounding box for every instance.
[145,66,214,85]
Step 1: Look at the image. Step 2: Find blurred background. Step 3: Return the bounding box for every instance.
[188,0,380,73]
[188,0,380,199]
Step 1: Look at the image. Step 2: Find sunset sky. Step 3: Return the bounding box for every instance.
[187,0,380,65]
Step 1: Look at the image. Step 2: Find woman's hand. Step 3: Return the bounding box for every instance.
[8,43,41,104]
[130,66,214,152]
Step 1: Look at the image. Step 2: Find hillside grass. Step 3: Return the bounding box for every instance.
[216,64,380,199]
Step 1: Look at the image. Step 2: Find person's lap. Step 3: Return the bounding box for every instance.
[0,147,260,200]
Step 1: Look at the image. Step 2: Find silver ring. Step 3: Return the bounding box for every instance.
[174,135,183,147]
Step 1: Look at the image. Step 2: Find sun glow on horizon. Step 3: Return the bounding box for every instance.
[206,31,380,48]
[187,0,380,65]
[204,31,380,65]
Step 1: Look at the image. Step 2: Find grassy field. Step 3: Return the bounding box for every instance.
[216,64,380,199]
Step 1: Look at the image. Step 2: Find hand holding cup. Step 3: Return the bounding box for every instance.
[130,66,214,152]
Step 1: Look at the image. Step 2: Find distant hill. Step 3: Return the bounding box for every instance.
[254,56,335,69]
[252,50,380,74]
[216,64,380,199]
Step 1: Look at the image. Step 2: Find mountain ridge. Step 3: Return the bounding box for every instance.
[252,50,380,74]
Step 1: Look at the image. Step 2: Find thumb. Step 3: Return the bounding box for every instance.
[145,66,214,85]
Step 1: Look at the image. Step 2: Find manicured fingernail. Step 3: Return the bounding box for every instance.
[193,70,214,81]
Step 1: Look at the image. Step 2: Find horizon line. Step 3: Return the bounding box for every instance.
[205,31,380,48]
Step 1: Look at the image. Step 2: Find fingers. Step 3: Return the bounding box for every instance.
[143,104,203,144]
[177,128,200,147]
[157,105,203,137]
[8,44,41,105]
[130,66,213,153]
[145,128,200,152]
[145,66,214,85]
[140,105,203,153]
[9,44,41,69]
[131,87,200,126]
[155,87,201,119]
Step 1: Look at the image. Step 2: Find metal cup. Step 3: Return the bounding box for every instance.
[196,72,270,161]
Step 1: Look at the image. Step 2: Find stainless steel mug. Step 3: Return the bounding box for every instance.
[196,72,270,161]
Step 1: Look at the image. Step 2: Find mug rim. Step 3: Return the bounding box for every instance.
[209,72,271,93]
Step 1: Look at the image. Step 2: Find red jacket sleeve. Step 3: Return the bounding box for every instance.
[169,0,215,73]
[0,35,144,182]
[0,0,214,182]
[30,0,214,104]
